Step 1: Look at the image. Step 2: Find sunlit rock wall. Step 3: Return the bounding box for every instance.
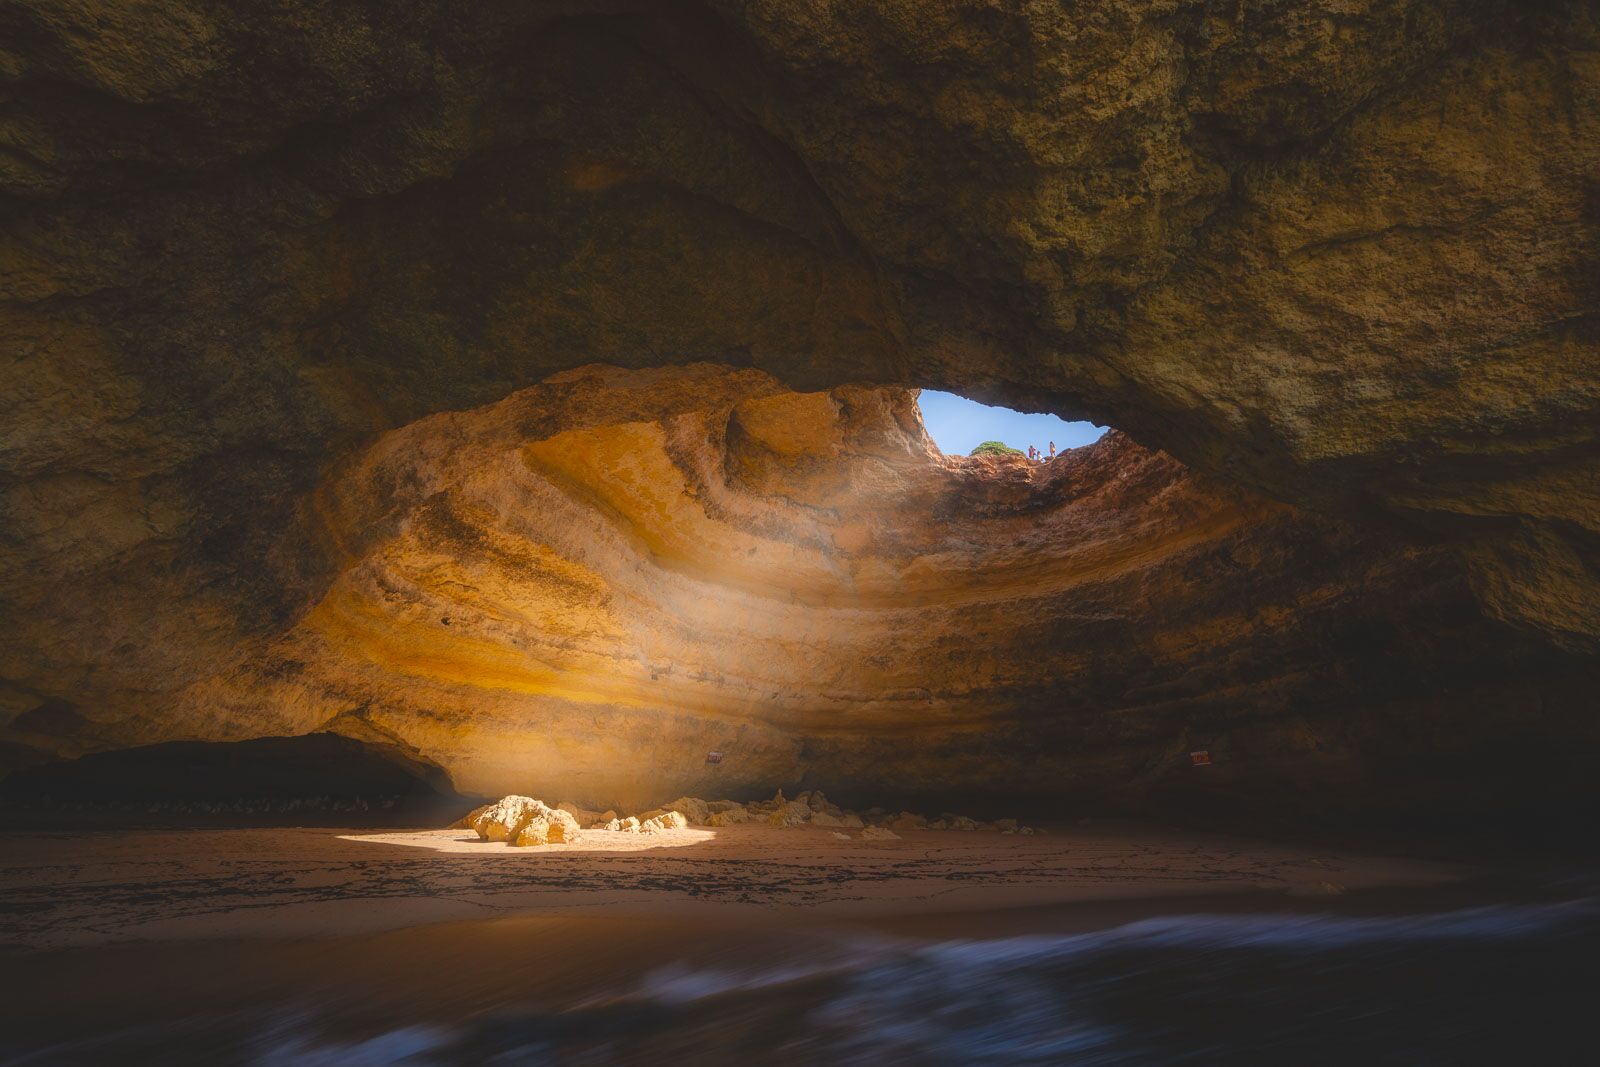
[10,364,1570,818]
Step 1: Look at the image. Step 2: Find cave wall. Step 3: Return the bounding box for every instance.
[1,1,1596,813]
[13,363,1588,819]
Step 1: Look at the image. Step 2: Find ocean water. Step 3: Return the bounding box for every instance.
[9,899,1600,1065]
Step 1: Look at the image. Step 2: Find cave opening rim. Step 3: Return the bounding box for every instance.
[914,387,1108,460]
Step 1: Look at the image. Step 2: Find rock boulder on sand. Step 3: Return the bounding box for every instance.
[707,806,753,826]
[636,798,709,825]
[638,810,689,833]
[454,802,494,830]
[746,790,786,816]
[514,810,582,846]
[661,797,710,825]
[767,800,813,827]
[471,796,582,846]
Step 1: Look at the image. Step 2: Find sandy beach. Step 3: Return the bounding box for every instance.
[0,821,1463,950]
[8,821,1598,1065]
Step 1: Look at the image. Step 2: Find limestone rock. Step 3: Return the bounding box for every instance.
[594,810,688,833]
[706,807,753,827]
[634,798,710,826]
[660,797,710,826]
[513,810,581,847]
[454,803,493,831]
[2,1,1597,830]
[810,810,863,829]
[767,801,813,828]
[797,790,840,815]
[471,796,581,846]
[470,790,1011,838]
[746,791,786,816]
[638,810,688,833]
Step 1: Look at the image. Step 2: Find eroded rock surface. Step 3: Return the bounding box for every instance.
[0,3,1596,823]
[6,363,1567,820]
[470,795,582,847]
[0,356,1594,821]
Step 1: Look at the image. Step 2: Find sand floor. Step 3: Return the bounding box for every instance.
[0,821,1464,950]
[7,822,1554,1061]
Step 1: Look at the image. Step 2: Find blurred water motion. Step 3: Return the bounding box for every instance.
[8,898,1598,1065]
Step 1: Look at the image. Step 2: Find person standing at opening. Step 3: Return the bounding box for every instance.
[1048,441,1057,460]
[1027,445,1037,462]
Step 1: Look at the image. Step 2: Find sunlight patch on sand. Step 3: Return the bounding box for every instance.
[341,828,717,853]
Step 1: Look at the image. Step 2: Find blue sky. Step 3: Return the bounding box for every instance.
[917,390,1105,456]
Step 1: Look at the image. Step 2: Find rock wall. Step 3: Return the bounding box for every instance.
[1,2,1596,818]
[12,363,1587,819]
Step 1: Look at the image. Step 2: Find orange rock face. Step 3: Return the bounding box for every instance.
[9,363,1572,821]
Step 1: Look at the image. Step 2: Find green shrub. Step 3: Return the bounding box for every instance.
[970,440,1023,457]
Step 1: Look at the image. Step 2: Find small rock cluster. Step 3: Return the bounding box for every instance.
[466,789,1034,846]
[594,810,689,834]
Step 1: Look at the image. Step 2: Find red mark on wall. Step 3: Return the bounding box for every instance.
[1190,750,1212,767]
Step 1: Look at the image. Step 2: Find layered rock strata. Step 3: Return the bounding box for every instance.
[9,364,1589,820]
[1,1,1597,822]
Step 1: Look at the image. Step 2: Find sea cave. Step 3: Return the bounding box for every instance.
[1,1,1598,1062]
